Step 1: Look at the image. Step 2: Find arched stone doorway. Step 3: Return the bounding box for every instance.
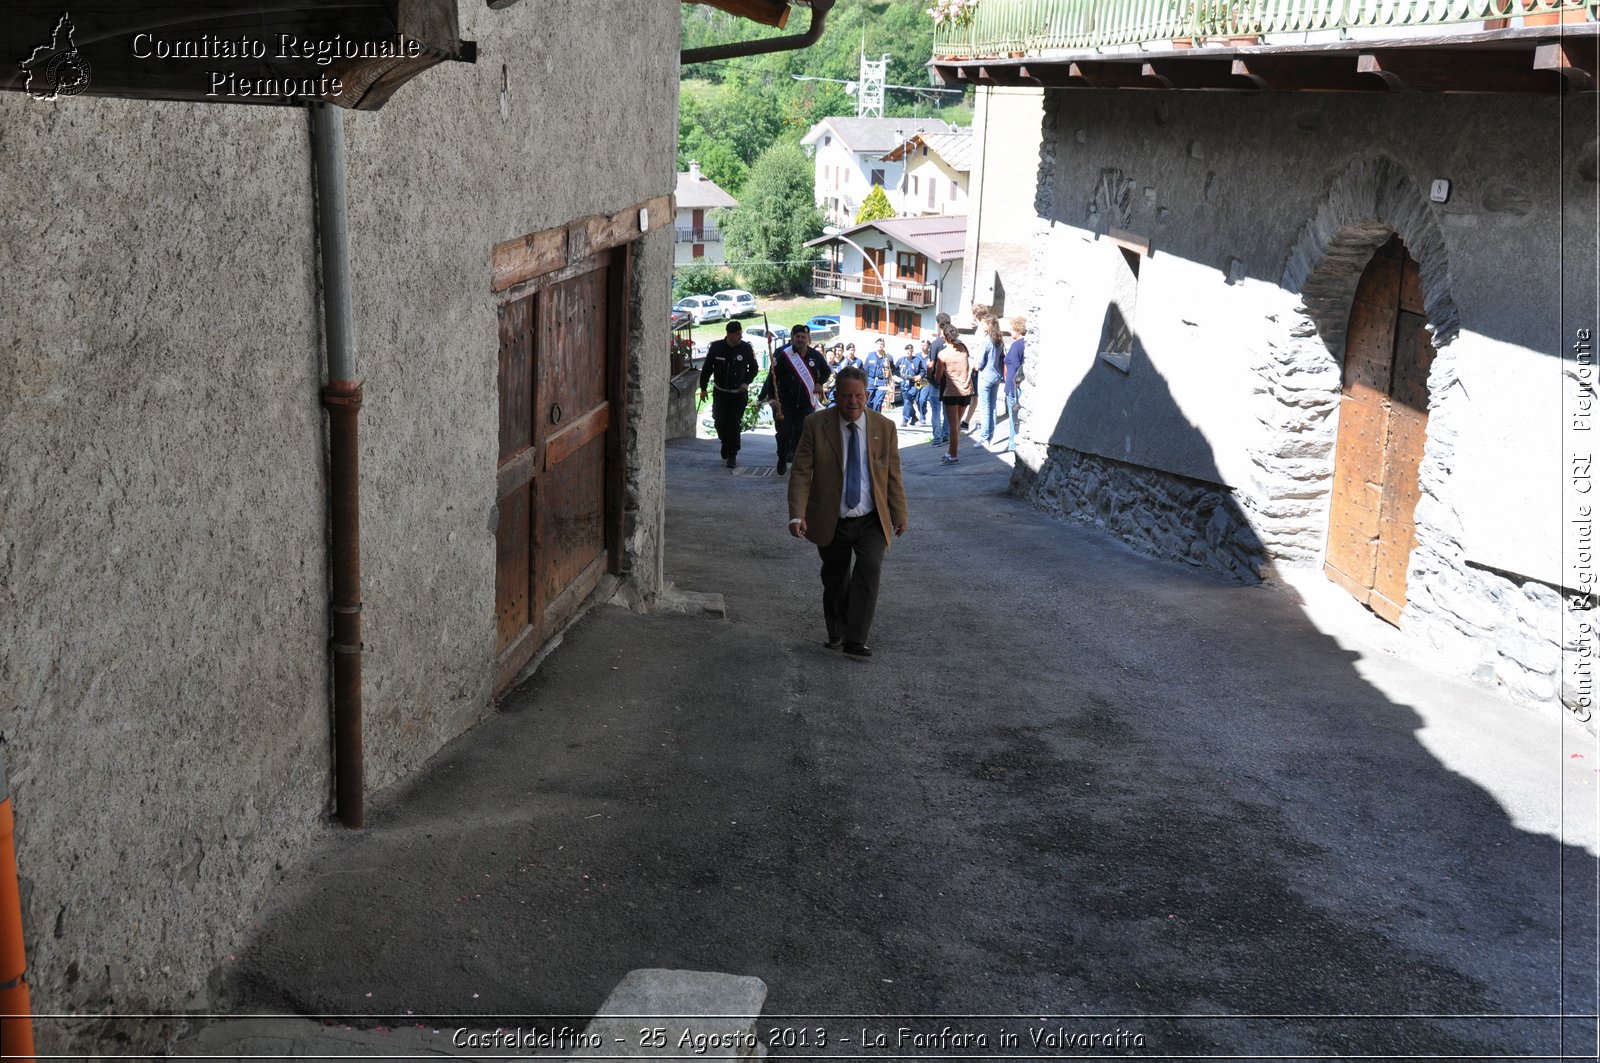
[1323,234,1435,625]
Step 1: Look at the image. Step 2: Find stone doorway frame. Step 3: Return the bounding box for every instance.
[1245,156,1460,578]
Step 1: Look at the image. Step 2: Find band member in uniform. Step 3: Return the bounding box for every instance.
[699,320,761,469]
[894,342,927,428]
[759,324,831,476]
[864,337,892,412]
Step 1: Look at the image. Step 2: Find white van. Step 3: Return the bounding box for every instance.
[714,289,758,318]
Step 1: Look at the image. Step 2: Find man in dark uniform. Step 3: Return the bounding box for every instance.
[759,324,831,476]
[863,337,892,412]
[894,342,927,428]
[699,320,760,469]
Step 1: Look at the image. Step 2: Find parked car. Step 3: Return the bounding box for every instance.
[805,315,840,341]
[742,324,789,369]
[743,324,790,347]
[674,295,725,325]
[671,308,693,330]
[714,289,758,318]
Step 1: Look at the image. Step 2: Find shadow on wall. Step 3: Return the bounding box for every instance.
[1017,301,1267,583]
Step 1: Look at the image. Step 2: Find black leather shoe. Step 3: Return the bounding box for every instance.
[843,643,872,659]
[725,456,736,468]
[824,638,842,651]
[776,459,787,475]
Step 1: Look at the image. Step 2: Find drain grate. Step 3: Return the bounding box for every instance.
[731,465,777,477]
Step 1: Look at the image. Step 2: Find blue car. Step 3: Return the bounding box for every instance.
[805,315,840,341]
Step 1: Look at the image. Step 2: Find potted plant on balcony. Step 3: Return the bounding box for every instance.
[928,0,980,55]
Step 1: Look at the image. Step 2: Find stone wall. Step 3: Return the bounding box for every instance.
[0,0,677,1049]
[1013,87,1596,718]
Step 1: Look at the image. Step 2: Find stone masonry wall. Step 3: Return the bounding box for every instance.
[1013,88,1596,718]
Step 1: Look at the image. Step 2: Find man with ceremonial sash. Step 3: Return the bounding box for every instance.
[759,324,831,476]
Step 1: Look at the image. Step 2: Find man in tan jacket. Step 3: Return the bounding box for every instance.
[786,368,909,659]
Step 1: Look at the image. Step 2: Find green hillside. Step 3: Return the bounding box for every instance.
[679,0,971,195]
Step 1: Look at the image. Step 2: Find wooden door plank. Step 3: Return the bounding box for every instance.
[496,446,537,500]
[494,484,531,652]
[543,553,609,639]
[544,403,610,470]
[497,296,534,461]
[606,246,632,575]
[540,436,607,604]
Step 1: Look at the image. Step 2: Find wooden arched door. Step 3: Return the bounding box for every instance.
[1324,235,1435,626]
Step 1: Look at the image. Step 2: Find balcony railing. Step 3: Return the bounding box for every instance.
[813,266,936,308]
[932,0,1597,57]
[675,226,723,243]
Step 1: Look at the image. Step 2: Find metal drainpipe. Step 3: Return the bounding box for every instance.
[311,103,364,830]
[0,749,35,1063]
[681,0,836,65]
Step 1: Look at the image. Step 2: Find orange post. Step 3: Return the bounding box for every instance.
[0,758,34,1063]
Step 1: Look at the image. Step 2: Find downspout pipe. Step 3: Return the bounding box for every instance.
[311,103,365,830]
[0,750,35,1063]
[681,0,836,66]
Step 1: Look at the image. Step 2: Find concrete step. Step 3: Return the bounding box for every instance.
[571,968,767,1061]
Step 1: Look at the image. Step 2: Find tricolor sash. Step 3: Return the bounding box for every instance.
[782,347,818,412]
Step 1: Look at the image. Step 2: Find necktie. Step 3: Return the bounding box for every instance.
[846,422,862,510]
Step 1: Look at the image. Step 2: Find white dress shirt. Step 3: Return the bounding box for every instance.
[839,413,874,518]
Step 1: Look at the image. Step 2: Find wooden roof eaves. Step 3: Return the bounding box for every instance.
[928,24,1600,95]
[685,0,792,30]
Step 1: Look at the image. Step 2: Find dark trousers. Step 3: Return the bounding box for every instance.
[712,391,747,459]
[775,406,806,464]
[817,513,887,645]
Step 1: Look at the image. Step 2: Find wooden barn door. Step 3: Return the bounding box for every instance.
[495,249,628,690]
[1324,235,1435,626]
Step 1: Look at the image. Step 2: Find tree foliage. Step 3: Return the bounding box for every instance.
[673,263,739,301]
[855,185,895,224]
[678,0,972,184]
[720,141,826,296]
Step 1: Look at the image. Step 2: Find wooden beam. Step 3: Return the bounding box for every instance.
[1067,61,1158,89]
[1534,41,1598,91]
[1231,56,1382,93]
[687,0,790,29]
[1357,49,1560,93]
[493,194,671,293]
[1141,60,1253,91]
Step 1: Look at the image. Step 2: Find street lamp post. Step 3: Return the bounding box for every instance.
[822,225,893,336]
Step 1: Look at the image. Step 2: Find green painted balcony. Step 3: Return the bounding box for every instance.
[932,0,1596,57]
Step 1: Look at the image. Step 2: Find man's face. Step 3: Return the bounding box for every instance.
[875,340,886,354]
[792,328,810,352]
[727,326,741,343]
[836,376,867,421]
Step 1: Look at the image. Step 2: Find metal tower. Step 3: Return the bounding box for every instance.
[857,52,888,118]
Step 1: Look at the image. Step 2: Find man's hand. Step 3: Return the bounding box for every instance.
[894,522,908,537]
[789,517,808,538]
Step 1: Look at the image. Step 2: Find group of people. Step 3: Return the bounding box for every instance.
[697,309,1027,659]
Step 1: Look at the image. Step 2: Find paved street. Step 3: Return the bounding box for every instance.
[203,426,1598,1060]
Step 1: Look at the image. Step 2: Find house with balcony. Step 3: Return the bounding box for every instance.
[674,160,737,265]
[880,129,974,216]
[930,3,1598,720]
[807,215,966,339]
[801,115,955,227]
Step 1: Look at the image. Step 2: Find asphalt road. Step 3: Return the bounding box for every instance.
[214,426,1598,1060]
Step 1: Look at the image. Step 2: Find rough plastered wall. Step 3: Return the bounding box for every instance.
[962,85,1045,317]
[0,0,677,1051]
[1013,88,1597,715]
[341,0,676,790]
[0,98,328,1049]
